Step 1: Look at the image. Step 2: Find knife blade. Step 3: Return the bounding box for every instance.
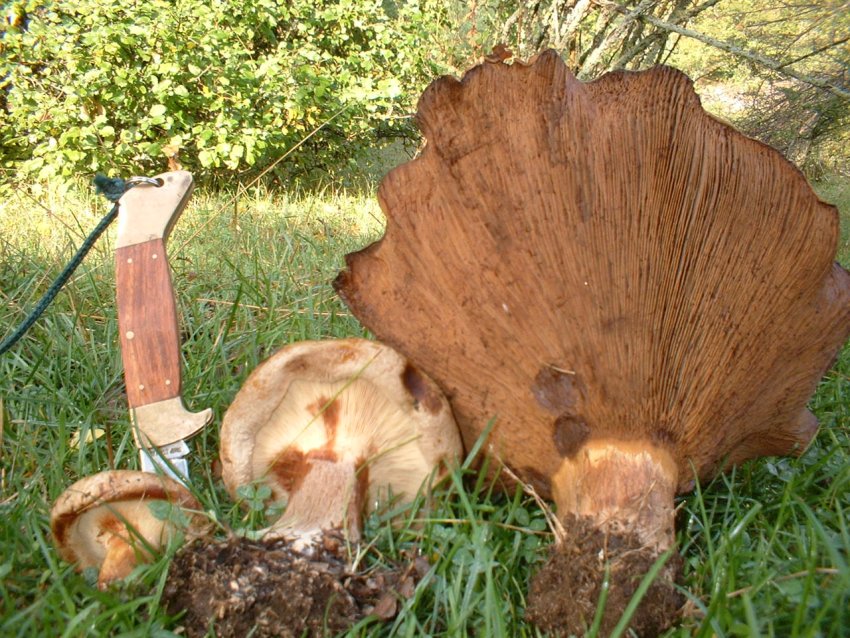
[115,171,212,482]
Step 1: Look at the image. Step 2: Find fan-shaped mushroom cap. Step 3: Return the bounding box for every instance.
[334,51,850,634]
[336,51,850,492]
[219,338,461,543]
[50,470,202,588]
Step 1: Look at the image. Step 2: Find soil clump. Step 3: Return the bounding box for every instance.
[525,515,684,637]
[164,531,418,637]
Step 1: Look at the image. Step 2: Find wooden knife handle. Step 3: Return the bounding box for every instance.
[116,238,182,408]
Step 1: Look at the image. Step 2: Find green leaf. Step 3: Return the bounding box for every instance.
[514,507,530,527]
[198,148,217,167]
[377,77,402,98]
[148,500,173,521]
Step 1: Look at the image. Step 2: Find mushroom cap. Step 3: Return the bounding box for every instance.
[219,338,462,517]
[50,470,202,583]
[334,51,850,495]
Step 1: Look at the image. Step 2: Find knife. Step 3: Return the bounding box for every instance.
[115,171,212,482]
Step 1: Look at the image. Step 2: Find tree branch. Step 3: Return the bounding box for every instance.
[557,0,593,49]
[592,0,850,99]
[580,0,657,76]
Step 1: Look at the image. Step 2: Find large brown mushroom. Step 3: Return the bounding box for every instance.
[50,470,203,588]
[334,51,850,634]
[219,338,462,546]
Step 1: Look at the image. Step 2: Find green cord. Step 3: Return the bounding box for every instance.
[0,175,130,356]
[92,174,129,203]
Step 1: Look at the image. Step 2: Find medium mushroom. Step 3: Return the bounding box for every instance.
[50,470,203,588]
[334,51,850,634]
[219,338,462,545]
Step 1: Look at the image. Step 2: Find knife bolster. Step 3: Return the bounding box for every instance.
[132,398,214,448]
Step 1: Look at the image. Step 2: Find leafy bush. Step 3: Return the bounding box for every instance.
[0,0,450,183]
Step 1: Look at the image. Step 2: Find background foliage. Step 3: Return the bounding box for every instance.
[0,0,448,183]
[1,0,847,183]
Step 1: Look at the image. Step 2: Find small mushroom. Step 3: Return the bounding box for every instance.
[50,470,203,588]
[219,338,462,545]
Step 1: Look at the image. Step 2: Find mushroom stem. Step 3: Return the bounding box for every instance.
[552,440,678,551]
[97,529,139,588]
[265,456,367,546]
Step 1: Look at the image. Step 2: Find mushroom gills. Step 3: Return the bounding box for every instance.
[254,378,440,544]
[219,338,462,549]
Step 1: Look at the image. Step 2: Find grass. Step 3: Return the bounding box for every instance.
[1,172,849,637]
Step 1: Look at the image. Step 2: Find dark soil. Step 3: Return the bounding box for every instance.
[163,531,421,638]
[525,516,684,637]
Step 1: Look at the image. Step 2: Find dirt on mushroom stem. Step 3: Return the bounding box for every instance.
[526,515,684,637]
[163,529,424,638]
[527,440,683,635]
